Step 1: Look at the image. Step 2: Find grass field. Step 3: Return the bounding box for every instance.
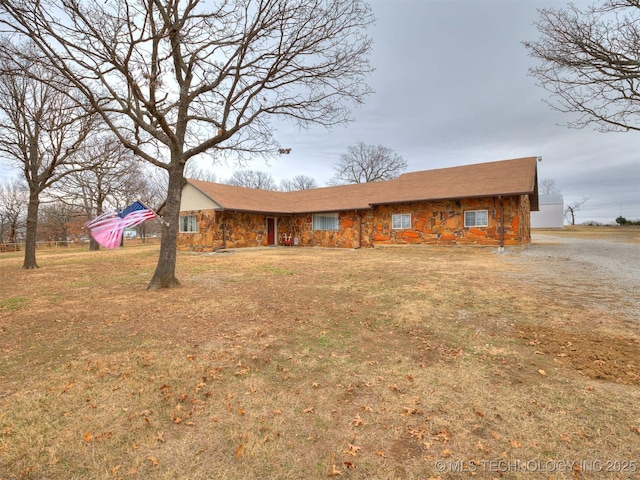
[1,230,639,479]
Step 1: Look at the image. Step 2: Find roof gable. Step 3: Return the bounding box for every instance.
[184,157,539,214]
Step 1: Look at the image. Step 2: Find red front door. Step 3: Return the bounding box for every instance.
[267,218,275,245]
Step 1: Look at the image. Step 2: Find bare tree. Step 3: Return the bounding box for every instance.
[185,162,218,183]
[564,198,589,225]
[56,137,147,250]
[38,201,84,244]
[226,170,278,190]
[329,142,407,185]
[280,175,318,191]
[0,0,374,290]
[0,178,27,244]
[0,44,96,268]
[525,1,640,132]
[540,178,560,195]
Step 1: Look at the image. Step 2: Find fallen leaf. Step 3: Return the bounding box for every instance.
[238,407,245,416]
[147,456,159,467]
[236,444,243,458]
[510,439,522,448]
[442,448,452,458]
[156,431,165,442]
[328,465,342,476]
[111,465,121,475]
[352,415,363,427]
[375,450,386,457]
[272,409,282,416]
[328,452,342,476]
[560,433,572,443]
[303,407,314,414]
[433,429,451,443]
[343,444,361,456]
[538,369,547,376]
[83,431,92,443]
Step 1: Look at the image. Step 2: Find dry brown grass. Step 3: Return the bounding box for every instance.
[534,225,640,243]
[1,234,639,479]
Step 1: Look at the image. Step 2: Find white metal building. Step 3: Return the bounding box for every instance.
[531,194,564,228]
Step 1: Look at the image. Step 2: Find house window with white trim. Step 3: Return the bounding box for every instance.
[180,215,198,233]
[312,213,339,231]
[464,210,488,227]
[392,213,411,229]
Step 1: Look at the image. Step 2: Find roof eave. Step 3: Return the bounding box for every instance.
[370,191,536,206]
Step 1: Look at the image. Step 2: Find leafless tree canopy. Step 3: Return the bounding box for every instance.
[226,170,278,190]
[525,0,640,132]
[0,0,374,166]
[280,174,317,191]
[0,178,27,244]
[330,142,407,184]
[0,43,97,268]
[540,178,560,195]
[0,0,374,288]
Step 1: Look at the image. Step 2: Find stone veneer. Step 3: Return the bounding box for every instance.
[177,195,530,251]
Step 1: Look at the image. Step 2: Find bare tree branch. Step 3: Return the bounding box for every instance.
[0,43,99,268]
[225,170,278,190]
[524,1,640,132]
[280,174,317,191]
[330,142,407,185]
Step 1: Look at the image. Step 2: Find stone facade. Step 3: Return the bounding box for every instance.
[177,195,530,251]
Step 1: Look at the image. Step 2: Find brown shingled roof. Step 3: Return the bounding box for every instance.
[186,156,539,214]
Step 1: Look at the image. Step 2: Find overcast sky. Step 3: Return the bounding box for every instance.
[251,0,640,224]
[1,0,638,224]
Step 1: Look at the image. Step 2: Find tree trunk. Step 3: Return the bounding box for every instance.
[89,237,100,250]
[22,191,40,269]
[146,164,184,291]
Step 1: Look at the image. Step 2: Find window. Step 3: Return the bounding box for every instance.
[180,215,197,233]
[392,213,411,229]
[312,213,339,231]
[464,210,488,227]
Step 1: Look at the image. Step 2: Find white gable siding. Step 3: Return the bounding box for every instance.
[180,184,220,211]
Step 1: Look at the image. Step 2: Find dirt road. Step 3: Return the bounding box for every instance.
[509,233,639,319]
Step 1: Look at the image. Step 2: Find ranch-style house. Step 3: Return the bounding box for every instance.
[177,156,539,251]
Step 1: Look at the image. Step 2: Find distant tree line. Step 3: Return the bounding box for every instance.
[616,216,640,226]
[1,138,404,248]
[187,141,406,191]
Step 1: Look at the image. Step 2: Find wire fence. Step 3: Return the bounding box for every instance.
[0,237,161,253]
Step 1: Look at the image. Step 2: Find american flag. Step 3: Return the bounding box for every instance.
[84,200,157,249]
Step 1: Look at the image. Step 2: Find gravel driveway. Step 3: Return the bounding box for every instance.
[505,234,640,320]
